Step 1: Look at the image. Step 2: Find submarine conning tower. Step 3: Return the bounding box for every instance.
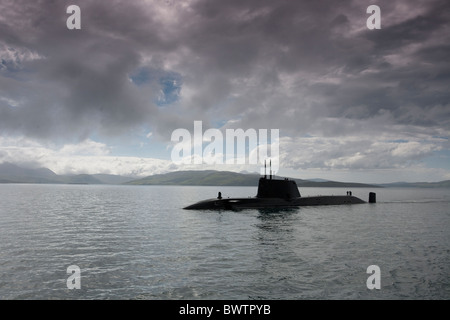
[256,177,301,199]
[256,160,301,199]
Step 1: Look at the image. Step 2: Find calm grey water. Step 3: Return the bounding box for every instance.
[0,184,449,300]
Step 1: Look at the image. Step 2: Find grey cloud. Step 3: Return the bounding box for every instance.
[0,0,177,141]
[169,0,449,137]
[0,0,449,167]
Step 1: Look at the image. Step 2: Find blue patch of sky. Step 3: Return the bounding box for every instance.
[423,150,450,170]
[212,119,227,128]
[129,67,151,86]
[0,58,26,81]
[129,67,182,107]
[0,58,17,72]
[386,139,409,143]
[432,135,449,141]
[158,74,182,106]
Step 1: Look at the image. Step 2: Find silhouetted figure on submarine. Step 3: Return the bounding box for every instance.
[184,160,376,210]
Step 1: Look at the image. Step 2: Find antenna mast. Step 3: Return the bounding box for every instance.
[264,160,267,179]
[270,159,272,180]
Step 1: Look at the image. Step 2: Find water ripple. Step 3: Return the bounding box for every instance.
[0,185,449,299]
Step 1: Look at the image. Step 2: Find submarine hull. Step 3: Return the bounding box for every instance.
[183,195,366,210]
[183,174,374,210]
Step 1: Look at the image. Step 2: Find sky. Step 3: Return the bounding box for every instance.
[0,0,449,183]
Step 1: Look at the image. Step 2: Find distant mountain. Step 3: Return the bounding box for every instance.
[0,162,60,183]
[307,178,330,182]
[1,162,448,188]
[125,170,261,186]
[379,181,450,188]
[125,170,380,188]
[91,174,136,184]
[0,162,134,185]
[296,179,381,188]
[60,174,104,185]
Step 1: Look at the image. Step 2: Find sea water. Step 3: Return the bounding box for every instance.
[0,184,448,299]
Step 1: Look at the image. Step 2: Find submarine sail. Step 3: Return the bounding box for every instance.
[183,164,375,210]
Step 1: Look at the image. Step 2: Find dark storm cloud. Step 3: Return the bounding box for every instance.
[162,0,450,141]
[0,0,449,149]
[0,0,174,141]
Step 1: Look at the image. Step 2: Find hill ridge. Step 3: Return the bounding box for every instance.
[1,163,449,187]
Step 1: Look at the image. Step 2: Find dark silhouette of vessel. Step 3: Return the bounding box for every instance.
[184,161,376,210]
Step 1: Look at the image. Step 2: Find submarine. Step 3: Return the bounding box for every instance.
[183,162,376,210]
